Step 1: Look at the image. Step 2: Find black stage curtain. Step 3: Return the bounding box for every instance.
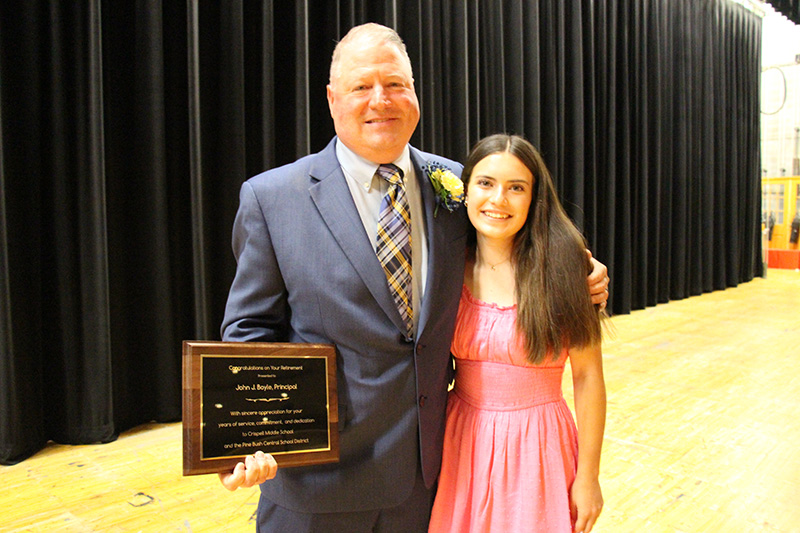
[769,0,800,24]
[0,1,762,464]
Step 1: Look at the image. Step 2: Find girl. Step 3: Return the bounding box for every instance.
[429,134,606,533]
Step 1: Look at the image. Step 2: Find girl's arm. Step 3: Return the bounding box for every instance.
[568,343,606,533]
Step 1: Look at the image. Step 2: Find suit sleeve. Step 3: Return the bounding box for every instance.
[220,180,289,341]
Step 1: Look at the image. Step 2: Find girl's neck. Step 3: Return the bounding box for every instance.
[474,238,514,271]
[466,241,517,307]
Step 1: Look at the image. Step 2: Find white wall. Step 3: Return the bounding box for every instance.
[761,3,800,177]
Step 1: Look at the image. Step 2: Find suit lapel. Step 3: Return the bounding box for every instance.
[411,147,447,338]
[308,140,406,332]
[411,148,461,339]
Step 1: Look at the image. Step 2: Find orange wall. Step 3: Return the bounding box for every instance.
[762,176,800,250]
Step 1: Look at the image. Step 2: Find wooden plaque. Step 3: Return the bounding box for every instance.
[182,341,339,476]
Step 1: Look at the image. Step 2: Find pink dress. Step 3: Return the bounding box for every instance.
[429,285,578,533]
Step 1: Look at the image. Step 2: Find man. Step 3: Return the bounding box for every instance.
[218,23,609,532]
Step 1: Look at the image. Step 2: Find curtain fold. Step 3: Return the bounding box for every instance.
[40,1,115,444]
[769,0,800,24]
[1,0,47,464]
[0,0,763,464]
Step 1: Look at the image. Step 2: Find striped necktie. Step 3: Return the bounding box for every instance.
[375,164,413,337]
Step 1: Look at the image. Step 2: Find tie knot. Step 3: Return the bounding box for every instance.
[376,164,404,186]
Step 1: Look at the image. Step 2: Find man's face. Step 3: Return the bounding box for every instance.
[327,41,420,164]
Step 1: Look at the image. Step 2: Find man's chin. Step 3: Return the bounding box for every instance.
[361,136,408,162]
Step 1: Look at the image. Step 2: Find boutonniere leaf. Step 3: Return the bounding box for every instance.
[425,160,464,217]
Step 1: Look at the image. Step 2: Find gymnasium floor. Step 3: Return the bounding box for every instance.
[2,269,798,532]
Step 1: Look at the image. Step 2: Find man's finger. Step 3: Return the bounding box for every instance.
[258,451,279,481]
[219,462,245,491]
[243,454,261,486]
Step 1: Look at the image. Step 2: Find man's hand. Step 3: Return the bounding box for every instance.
[218,451,278,491]
[586,250,609,310]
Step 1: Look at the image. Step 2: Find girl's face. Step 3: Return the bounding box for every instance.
[466,152,534,246]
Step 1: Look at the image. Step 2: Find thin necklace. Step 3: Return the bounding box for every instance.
[488,257,511,271]
[480,254,511,271]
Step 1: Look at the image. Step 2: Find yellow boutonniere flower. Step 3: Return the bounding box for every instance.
[426,161,465,216]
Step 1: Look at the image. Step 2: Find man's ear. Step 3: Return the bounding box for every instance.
[326,85,334,109]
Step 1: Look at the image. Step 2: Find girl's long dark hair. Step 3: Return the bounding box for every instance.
[462,134,603,364]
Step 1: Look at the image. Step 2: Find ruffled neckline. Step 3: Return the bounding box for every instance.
[461,284,517,311]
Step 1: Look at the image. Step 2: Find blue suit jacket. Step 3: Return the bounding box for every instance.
[221,137,467,513]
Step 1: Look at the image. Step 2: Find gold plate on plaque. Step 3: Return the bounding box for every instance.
[182,341,338,476]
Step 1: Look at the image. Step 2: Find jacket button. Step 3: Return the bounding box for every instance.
[419,395,427,406]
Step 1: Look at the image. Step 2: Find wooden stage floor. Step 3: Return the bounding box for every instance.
[2,269,799,532]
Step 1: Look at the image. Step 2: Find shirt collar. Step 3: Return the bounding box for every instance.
[336,139,411,192]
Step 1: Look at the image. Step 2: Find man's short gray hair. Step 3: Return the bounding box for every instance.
[329,23,413,85]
